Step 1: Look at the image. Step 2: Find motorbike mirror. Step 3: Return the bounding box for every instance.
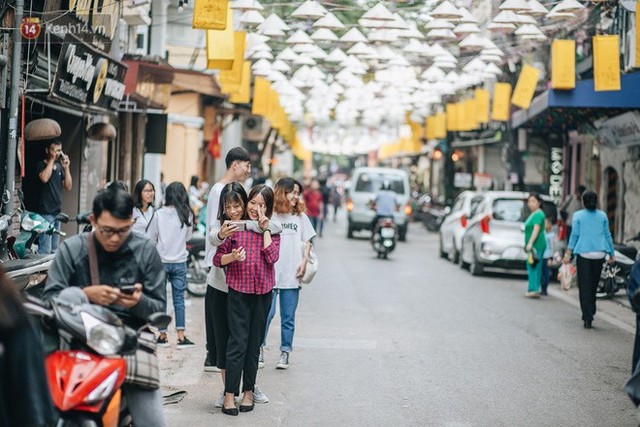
[444,206,451,215]
[76,211,91,224]
[56,213,70,223]
[147,313,172,330]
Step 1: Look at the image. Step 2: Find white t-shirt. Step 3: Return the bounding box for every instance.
[204,182,225,267]
[274,213,316,289]
[147,206,193,263]
[131,206,154,237]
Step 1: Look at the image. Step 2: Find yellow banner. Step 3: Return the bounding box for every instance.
[463,99,478,131]
[219,32,247,92]
[636,10,640,68]
[193,0,228,30]
[435,112,446,138]
[425,116,435,140]
[446,103,458,131]
[205,3,234,70]
[229,61,251,104]
[475,89,490,124]
[551,39,576,90]
[491,82,512,122]
[511,64,540,109]
[593,35,621,92]
[251,77,270,116]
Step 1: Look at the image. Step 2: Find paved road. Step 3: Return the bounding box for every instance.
[160,215,638,426]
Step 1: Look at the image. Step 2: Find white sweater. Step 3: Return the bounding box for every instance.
[147,206,193,264]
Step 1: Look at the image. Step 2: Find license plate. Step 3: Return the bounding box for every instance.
[380,228,395,238]
[503,247,526,260]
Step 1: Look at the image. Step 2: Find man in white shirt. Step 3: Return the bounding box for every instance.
[204,147,251,371]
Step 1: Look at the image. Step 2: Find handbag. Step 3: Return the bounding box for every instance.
[86,233,160,390]
[300,247,318,285]
[527,248,539,267]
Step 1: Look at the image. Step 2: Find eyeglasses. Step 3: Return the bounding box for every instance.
[96,223,133,238]
[142,189,155,193]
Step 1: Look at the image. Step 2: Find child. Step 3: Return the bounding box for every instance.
[213,185,280,416]
[148,182,195,348]
[208,183,280,408]
[541,216,556,296]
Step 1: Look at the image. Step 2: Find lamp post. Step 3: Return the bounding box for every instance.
[5,0,24,214]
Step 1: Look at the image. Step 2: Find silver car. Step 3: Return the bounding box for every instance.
[438,191,478,264]
[459,191,558,276]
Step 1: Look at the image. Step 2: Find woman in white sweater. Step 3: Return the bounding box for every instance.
[148,182,195,348]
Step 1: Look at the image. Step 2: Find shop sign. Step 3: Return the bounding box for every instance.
[474,173,493,190]
[549,147,563,205]
[51,34,127,111]
[454,172,472,189]
[598,111,640,147]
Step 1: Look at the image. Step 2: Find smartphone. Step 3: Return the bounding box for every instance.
[119,284,137,295]
[229,221,247,231]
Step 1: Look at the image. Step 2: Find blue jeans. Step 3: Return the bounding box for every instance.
[163,262,187,331]
[264,288,300,352]
[37,214,60,254]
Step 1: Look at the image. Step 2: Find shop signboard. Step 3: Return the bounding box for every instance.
[474,173,493,190]
[51,34,127,111]
[597,111,640,147]
[549,147,563,205]
[454,172,472,189]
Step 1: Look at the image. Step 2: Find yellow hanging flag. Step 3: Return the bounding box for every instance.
[219,32,247,93]
[492,82,512,122]
[593,35,621,92]
[446,103,458,131]
[551,40,576,90]
[425,116,435,140]
[229,61,251,104]
[512,64,540,110]
[475,89,490,124]
[464,99,478,131]
[192,0,228,30]
[205,4,234,70]
[435,112,446,138]
[636,10,640,68]
[252,77,270,116]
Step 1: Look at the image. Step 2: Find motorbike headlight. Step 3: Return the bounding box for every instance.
[80,312,125,356]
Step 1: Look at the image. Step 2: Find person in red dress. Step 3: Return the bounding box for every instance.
[302,179,323,233]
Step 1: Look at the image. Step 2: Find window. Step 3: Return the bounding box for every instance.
[469,196,483,218]
[355,173,406,194]
[492,199,527,222]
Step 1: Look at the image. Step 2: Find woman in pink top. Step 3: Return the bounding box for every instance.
[213,184,280,416]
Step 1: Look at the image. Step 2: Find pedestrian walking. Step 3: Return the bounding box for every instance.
[131,180,156,237]
[317,179,330,237]
[541,216,557,296]
[148,182,196,348]
[524,193,546,298]
[261,178,316,371]
[204,147,252,373]
[331,186,342,222]
[303,179,323,233]
[207,182,277,408]
[213,185,280,416]
[563,190,615,329]
[35,140,72,254]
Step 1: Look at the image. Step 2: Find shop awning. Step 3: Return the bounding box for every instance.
[122,57,175,110]
[172,70,223,98]
[512,71,640,130]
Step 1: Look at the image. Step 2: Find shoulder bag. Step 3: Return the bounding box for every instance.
[86,233,160,390]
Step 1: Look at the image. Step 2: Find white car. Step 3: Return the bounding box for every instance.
[438,191,479,263]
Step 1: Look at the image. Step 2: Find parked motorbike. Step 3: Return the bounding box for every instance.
[371,217,397,259]
[11,210,67,258]
[423,205,451,232]
[23,294,171,427]
[596,232,640,299]
[186,234,208,297]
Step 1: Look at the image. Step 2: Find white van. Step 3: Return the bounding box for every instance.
[346,167,411,241]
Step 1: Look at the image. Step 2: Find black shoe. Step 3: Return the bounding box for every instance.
[239,403,255,413]
[221,406,239,416]
[540,290,548,296]
[584,320,593,329]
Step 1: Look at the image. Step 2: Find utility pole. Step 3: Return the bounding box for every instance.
[5,0,24,214]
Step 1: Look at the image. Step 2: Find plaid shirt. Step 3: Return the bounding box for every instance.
[213,230,280,294]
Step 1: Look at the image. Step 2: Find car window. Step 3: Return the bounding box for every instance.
[452,197,464,212]
[354,173,406,194]
[469,196,483,217]
[492,198,527,222]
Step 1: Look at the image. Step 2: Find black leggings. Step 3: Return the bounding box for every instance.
[576,256,605,322]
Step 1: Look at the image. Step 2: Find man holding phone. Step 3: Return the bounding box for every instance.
[36,140,72,254]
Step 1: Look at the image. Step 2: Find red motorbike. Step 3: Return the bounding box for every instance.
[24,295,170,427]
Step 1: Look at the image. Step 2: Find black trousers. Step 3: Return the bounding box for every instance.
[204,286,216,364]
[576,256,605,322]
[204,286,230,369]
[633,315,640,373]
[225,289,273,395]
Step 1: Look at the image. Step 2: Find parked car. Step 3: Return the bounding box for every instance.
[438,191,478,263]
[345,167,412,241]
[459,191,560,276]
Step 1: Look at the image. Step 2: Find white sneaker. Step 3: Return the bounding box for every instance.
[214,391,224,408]
[276,351,289,370]
[258,346,265,369]
[253,385,269,404]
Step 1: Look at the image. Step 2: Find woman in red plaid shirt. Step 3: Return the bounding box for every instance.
[213,184,281,416]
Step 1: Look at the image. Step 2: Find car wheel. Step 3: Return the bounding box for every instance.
[469,250,484,276]
[438,235,447,259]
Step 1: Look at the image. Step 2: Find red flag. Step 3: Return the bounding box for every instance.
[208,127,221,159]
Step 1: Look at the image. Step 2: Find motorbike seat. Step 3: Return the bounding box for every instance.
[2,254,54,272]
[614,244,638,261]
[187,236,206,253]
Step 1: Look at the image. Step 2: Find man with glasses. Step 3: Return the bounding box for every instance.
[44,186,167,426]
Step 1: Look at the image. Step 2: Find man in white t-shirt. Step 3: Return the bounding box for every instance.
[204,147,251,373]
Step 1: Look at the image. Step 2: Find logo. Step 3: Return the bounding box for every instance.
[92,59,108,104]
[20,17,41,40]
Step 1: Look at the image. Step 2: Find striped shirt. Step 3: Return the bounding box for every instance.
[213,230,280,295]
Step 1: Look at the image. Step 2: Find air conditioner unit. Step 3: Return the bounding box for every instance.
[624,27,636,72]
[243,115,268,142]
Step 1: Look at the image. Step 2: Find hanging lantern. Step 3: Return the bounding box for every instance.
[192,0,228,30]
[551,39,575,90]
[205,3,234,70]
[511,64,540,109]
[475,89,490,124]
[491,82,512,122]
[593,35,621,92]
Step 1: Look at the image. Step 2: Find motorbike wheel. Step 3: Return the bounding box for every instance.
[186,263,208,297]
[596,277,618,299]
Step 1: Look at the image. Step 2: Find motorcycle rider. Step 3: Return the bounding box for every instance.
[370,180,399,233]
[43,186,167,427]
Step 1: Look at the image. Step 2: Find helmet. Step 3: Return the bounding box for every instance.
[381,180,391,190]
